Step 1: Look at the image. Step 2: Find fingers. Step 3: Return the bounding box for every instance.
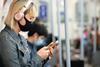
[48,41,58,49]
[43,47,50,57]
[46,50,50,57]
[37,45,57,60]
[42,46,53,59]
[47,42,55,48]
[37,46,50,60]
[43,46,49,50]
[49,47,54,57]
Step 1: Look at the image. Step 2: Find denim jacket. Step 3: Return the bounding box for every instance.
[0,26,42,67]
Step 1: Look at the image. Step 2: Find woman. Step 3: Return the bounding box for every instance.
[0,0,51,67]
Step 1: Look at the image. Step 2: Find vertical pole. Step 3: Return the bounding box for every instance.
[56,0,63,67]
[49,0,56,67]
[93,0,97,53]
[50,0,56,41]
[64,0,71,67]
[80,0,84,60]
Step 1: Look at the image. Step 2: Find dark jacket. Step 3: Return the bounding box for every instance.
[27,41,43,67]
[0,26,42,67]
[27,41,51,67]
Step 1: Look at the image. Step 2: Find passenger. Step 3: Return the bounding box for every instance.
[0,0,54,67]
[27,22,48,50]
[27,22,49,66]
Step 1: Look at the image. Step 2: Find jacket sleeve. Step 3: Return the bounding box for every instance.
[31,53,43,67]
[21,36,43,67]
[0,36,21,67]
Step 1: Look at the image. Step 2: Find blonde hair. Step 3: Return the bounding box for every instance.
[5,0,37,29]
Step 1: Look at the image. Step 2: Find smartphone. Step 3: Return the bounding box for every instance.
[47,40,59,56]
[55,40,59,44]
[47,40,59,49]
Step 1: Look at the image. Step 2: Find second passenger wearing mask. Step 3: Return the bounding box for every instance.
[27,22,49,67]
[27,21,57,67]
[27,22,48,51]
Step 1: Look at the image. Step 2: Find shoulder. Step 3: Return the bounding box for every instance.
[0,28,18,48]
[0,28,11,41]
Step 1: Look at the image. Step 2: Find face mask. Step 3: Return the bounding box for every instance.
[18,16,34,31]
[33,39,46,46]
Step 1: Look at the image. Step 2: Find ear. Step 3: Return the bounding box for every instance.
[14,12,24,21]
[14,12,26,26]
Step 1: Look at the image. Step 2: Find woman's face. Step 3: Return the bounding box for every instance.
[19,5,37,26]
[17,6,37,31]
